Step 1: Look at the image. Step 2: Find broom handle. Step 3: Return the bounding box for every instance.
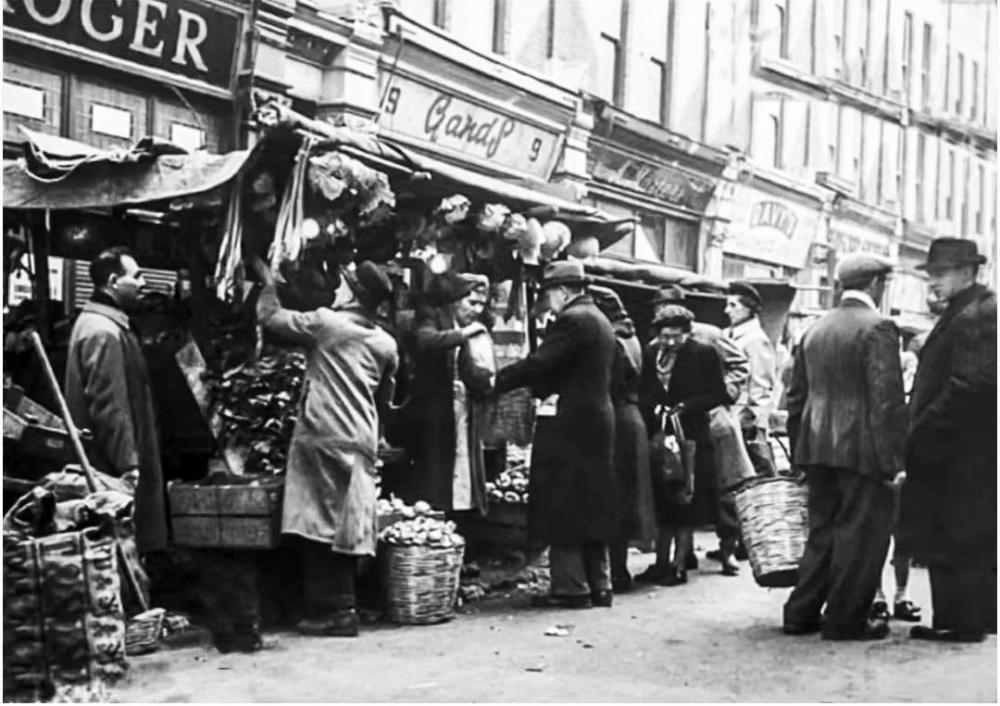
[30,331,150,613]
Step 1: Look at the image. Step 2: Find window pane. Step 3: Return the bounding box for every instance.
[91,103,132,139]
[594,35,619,101]
[401,0,436,25]
[627,58,663,123]
[447,0,496,53]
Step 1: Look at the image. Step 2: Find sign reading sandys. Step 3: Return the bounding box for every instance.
[4,0,242,90]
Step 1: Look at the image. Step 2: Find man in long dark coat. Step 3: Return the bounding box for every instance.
[783,253,908,641]
[494,261,618,609]
[65,247,168,554]
[899,238,997,643]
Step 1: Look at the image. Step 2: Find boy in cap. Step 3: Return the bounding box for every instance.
[782,253,907,640]
[254,257,399,637]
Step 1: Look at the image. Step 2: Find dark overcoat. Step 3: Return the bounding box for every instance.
[403,308,492,515]
[785,299,908,479]
[64,301,168,552]
[899,284,997,568]
[639,337,728,527]
[495,294,618,545]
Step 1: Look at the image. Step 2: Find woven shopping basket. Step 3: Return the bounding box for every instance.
[381,542,465,625]
[733,476,809,588]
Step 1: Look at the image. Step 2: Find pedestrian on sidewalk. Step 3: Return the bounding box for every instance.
[590,286,656,594]
[254,258,398,638]
[723,282,777,478]
[782,253,908,641]
[647,286,748,574]
[636,305,729,587]
[898,238,997,643]
[493,261,618,609]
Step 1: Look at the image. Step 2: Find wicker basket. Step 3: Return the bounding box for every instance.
[733,476,809,588]
[125,608,165,656]
[381,542,464,625]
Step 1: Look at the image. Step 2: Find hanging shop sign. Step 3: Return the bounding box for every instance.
[378,74,562,179]
[725,186,821,270]
[587,144,716,213]
[829,219,892,259]
[3,0,242,91]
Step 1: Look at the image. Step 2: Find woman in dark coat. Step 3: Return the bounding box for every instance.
[637,305,728,586]
[401,274,495,515]
[591,287,656,593]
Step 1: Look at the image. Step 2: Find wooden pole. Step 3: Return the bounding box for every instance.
[30,217,51,346]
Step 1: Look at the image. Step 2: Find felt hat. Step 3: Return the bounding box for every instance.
[538,260,587,291]
[835,253,895,286]
[728,281,763,310]
[916,237,987,271]
[345,261,393,309]
[426,272,477,305]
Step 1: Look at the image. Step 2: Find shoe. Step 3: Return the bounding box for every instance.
[612,576,633,594]
[590,590,613,607]
[705,549,724,563]
[230,622,263,653]
[297,609,360,637]
[783,620,822,635]
[634,565,666,584]
[910,625,986,643]
[735,542,750,561]
[720,554,740,576]
[822,619,890,641]
[684,552,699,571]
[893,600,922,622]
[869,600,891,622]
[530,593,591,609]
[655,567,688,587]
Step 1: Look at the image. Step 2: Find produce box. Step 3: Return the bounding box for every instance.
[168,479,283,549]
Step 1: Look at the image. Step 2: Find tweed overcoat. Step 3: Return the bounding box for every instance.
[898,284,997,567]
[65,301,168,552]
[494,294,618,545]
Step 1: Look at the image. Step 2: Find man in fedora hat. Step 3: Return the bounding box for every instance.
[899,237,997,642]
[494,260,619,608]
[254,257,398,637]
[724,282,778,479]
[782,253,908,641]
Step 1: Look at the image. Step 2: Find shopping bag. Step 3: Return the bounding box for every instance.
[708,405,757,490]
[649,410,696,504]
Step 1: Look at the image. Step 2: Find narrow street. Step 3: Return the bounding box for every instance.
[115,534,997,703]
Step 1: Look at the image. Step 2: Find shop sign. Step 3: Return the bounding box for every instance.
[4,0,242,90]
[830,220,892,259]
[587,144,715,212]
[378,75,561,179]
[725,186,820,269]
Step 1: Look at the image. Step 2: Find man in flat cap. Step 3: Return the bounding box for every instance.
[494,261,618,608]
[254,257,399,637]
[782,253,908,640]
[899,238,996,642]
[724,282,778,479]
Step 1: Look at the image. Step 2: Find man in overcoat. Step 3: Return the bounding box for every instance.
[65,247,168,554]
[494,261,618,609]
[899,238,997,642]
[783,253,908,640]
[255,258,398,637]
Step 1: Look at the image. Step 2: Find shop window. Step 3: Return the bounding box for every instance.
[91,104,132,140]
[170,123,205,152]
[663,217,699,270]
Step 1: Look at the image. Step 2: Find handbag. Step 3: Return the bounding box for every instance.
[649,408,697,505]
[708,405,757,490]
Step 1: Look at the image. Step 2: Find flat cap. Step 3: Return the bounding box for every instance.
[835,253,895,286]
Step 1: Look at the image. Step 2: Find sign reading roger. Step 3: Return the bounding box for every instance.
[4,0,242,90]
[378,75,561,179]
[724,186,820,269]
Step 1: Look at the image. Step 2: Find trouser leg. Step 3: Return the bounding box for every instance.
[822,472,893,633]
[784,466,839,625]
[609,539,630,582]
[929,564,993,634]
[673,529,693,570]
[301,539,357,615]
[549,545,589,597]
[582,542,612,593]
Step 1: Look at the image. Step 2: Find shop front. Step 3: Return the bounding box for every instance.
[827,210,897,314]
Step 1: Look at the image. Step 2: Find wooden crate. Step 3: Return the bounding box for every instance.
[168,480,283,549]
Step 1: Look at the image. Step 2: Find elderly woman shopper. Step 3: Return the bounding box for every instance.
[637,305,729,586]
[591,286,656,593]
[403,272,496,515]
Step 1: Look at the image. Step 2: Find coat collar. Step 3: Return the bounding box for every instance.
[840,290,878,310]
[922,284,990,352]
[80,301,131,331]
[561,293,593,313]
[727,317,765,341]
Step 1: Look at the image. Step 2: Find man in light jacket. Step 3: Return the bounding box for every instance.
[783,254,908,641]
[65,247,167,554]
[724,282,777,477]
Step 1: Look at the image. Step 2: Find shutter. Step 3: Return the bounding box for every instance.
[71,261,177,306]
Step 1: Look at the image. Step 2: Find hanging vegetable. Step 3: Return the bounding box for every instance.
[434,195,472,225]
[477,203,511,233]
[269,137,315,274]
[540,220,571,261]
[307,150,396,226]
[213,176,245,302]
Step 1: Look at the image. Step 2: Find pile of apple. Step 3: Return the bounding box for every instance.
[379,497,464,549]
[486,466,529,505]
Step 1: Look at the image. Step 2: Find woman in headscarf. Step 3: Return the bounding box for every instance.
[591,286,656,593]
[637,305,729,586]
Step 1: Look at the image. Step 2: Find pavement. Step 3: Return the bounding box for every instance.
[113,533,997,703]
